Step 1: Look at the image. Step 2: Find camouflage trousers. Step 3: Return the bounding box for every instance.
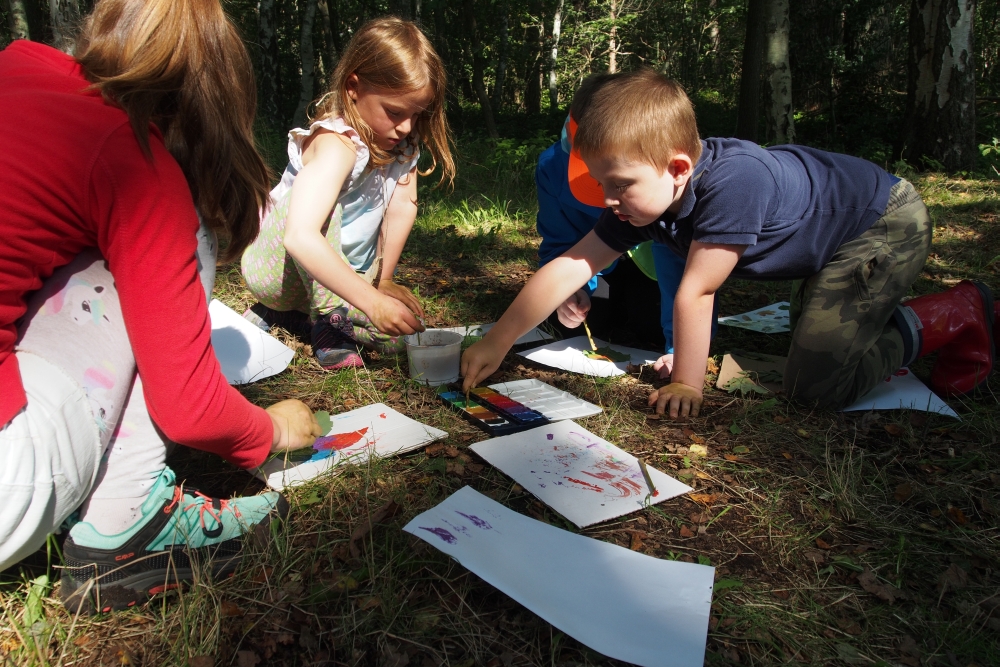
[784,179,932,408]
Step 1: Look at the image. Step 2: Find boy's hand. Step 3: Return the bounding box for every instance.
[370,294,425,336]
[267,399,323,452]
[556,289,591,328]
[648,382,703,419]
[378,280,424,319]
[653,353,674,379]
[461,338,506,392]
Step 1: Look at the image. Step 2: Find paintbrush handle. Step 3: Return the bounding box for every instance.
[582,320,597,351]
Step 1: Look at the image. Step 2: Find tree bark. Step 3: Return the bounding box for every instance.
[492,1,509,113]
[292,0,318,129]
[316,0,338,85]
[49,0,79,52]
[7,0,30,41]
[463,0,499,138]
[735,0,767,141]
[904,0,977,172]
[608,0,619,73]
[524,2,543,114]
[548,0,565,108]
[763,0,795,144]
[258,0,281,128]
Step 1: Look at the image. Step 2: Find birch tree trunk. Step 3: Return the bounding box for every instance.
[293,0,318,129]
[49,0,79,52]
[7,0,30,41]
[763,0,795,144]
[492,3,509,113]
[608,0,618,73]
[735,0,767,141]
[258,0,280,128]
[548,0,564,108]
[904,0,977,171]
[317,0,338,84]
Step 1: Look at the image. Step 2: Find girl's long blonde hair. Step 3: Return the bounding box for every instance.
[75,0,271,262]
[316,17,455,188]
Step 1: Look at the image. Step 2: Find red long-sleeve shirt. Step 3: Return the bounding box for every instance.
[0,41,272,469]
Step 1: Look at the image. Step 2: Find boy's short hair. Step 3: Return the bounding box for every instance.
[574,69,702,170]
[569,72,618,122]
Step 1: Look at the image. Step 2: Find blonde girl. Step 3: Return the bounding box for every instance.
[242,17,455,370]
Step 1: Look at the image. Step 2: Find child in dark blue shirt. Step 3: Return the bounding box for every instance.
[462,69,994,418]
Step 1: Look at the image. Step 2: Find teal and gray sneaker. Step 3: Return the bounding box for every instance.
[60,467,287,615]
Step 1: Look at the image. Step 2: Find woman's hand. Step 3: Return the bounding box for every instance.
[267,399,323,452]
[369,293,424,336]
[378,280,424,319]
[648,382,703,419]
[653,353,674,379]
[461,338,507,391]
[556,289,591,328]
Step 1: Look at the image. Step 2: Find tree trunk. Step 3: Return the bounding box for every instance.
[49,0,79,52]
[492,1,509,113]
[548,0,565,108]
[904,0,977,172]
[608,0,618,73]
[463,0,498,138]
[258,0,281,128]
[524,2,542,114]
[414,0,422,22]
[292,0,318,129]
[316,0,338,85]
[7,0,30,40]
[735,0,767,141]
[763,0,795,144]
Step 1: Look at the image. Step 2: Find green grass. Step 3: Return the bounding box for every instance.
[2,138,999,666]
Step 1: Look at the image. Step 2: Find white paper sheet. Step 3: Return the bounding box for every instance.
[717,301,791,333]
[404,486,714,667]
[842,367,959,418]
[517,335,660,377]
[209,299,294,384]
[437,323,552,345]
[257,404,447,490]
[471,420,691,527]
[488,379,603,421]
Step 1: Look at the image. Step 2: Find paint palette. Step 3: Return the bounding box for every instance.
[438,386,550,436]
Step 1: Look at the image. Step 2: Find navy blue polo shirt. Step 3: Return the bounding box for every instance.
[593,138,898,280]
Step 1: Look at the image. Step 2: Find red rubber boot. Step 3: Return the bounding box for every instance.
[904,281,995,396]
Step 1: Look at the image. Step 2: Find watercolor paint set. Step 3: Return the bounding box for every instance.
[438,386,550,436]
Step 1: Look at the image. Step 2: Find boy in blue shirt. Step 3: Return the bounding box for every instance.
[462,69,994,418]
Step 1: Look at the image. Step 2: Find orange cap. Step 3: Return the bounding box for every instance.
[566,115,606,208]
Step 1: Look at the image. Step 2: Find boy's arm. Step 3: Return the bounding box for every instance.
[650,243,687,377]
[461,230,622,390]
[376,166,424,318]
[651,240,745,418]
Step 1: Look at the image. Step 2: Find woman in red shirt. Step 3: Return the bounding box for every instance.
[0,0,319,613]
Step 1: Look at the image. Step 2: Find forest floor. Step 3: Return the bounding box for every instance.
[2,138,999,667]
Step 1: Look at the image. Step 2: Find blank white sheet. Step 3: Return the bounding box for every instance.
[404,486,715,667]
[471,420,691,527]
[209,299,294,385]
[517,335,659,377]
[842,367,959,418]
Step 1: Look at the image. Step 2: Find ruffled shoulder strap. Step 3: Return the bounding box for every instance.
[285,117,370,187]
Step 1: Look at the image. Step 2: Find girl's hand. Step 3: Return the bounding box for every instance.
[370,293,424,336]
[653,353,674,379]
[461,338,507,391]
[556,289,591,328]
[648,382,703,419]
[267,399,322,452]
[378,280,424,319]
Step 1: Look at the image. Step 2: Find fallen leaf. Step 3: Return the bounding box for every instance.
[947,506,968,525]
[189,657,215,667]
[732,445,749,454]
[251,566,273,584]
[386,391,403,401]
[796,428,810,438]
[679,525,695,538]
[467,462,484,474]
[773,415,791,424]
[884,424,905,437]
[357,596,381,610]
[724,454,740,461]
[858,568,900,604]
[682,428,696,437]
[343,398,359,408]
[446,461,465,475]
[220,601,243,617]
[781,451,793,460]
[689,493,719,504]
[689,433,706,445]
[443,445,460,458]
[236,652,260,667]
[629,531,645,551]
[690,512,708,524]
[276,632,295,645]
[815,538,832,549]
[772,589,790,600]
[893,483,913,503]
[706,357,720,374]
[425,443,445,457]
[689,443,708,458]
[836,618,862,635]
[802,548,826,565]
[937,563,968,596]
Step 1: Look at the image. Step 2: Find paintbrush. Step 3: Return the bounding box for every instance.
[582,319,598,351]
[638,459,658,498]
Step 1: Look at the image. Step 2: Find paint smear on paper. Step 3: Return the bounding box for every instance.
[419,526,457,544]
[289,427,370,463]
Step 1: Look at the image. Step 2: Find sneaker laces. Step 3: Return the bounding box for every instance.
[163,485,243,539]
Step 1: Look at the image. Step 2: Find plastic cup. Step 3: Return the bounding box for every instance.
[404,329,463,386]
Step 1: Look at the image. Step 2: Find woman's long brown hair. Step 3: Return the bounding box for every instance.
[75,0,270,262]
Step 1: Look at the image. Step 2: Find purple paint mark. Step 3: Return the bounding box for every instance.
[444,519,470,536]
[419,526,457,544]
[546,434,554,440]
[456,512,492,529]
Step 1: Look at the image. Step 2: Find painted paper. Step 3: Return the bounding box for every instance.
[404,486,714,667]
[471,420,691,527]
[842,367,959,418]
[717,302,791,333]
[257,403,448,490]
[488,379,603,421]
[517,335,659,378]
[209,299,294,384]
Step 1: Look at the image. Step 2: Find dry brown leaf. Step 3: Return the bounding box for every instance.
[884,423,905,437]
[220,601,243,617]
[251,566,273,584]
[446,461,465,476]
[706,357,720,374]
[629,531,645,551]
[689,433,706,444]
[425,443,445,457]
[386,391,403,402]
[467,462,484,474]
[690,512,708,524]
[189,657,215,667]
[858,568,900,604]
[773,415,791,424]
[236,651,260,667]
[357,596,381,610]
[443,445,461,458]
[781,451,793,460]
[937,563,969,595]
[893,483,913,503]
[802,548,826,565]
[815,538,832,550]
[724,454,739,461]
[275,632,295,645]
[343,398,359,408]
[689,493,719,504]
[679,525,695,538]
[947,506,968,525]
